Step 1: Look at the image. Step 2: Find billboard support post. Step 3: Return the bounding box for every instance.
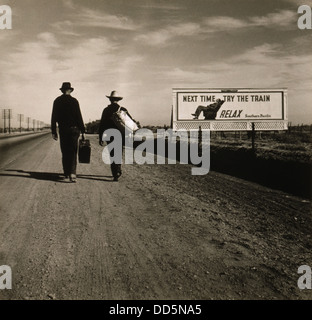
[198,126,202,157]
[251,122,255,152]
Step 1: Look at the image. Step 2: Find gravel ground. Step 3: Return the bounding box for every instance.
[0,134,311,300]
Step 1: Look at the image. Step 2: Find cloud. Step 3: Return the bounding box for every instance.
[51,20,80,36]
[2,33,132,84]
[136,3,185,10]
[162,42,312,87]
[135,22,201,46]
[0,29,145,123]
[2,33,59,79]
[62,0,75,10]
[1,1,310,126]
[203,16,249,31]
[75,7,138,30]
[250,10,297,27]
[37,32,60,48]
[58,2,138,31]
[204,10,297,30]
[284,0,312,6]
[135,9,298,46]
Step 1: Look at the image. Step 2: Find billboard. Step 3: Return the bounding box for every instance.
[172,88,288,131]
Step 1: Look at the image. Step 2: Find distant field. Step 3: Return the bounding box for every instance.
[206,128,312,198]
[209,129,312,164]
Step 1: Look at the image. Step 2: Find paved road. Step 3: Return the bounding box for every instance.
[0,134,311,300]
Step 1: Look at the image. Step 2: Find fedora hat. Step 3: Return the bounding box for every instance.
[106,90,123,101]
[60,82,74,92]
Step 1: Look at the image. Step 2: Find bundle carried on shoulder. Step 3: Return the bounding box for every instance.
[111,106,139,132]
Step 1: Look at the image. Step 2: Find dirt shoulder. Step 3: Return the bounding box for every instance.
[0,135,311,300]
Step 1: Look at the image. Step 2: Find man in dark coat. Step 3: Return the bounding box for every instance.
[99,91,135,181]
[192,99,225,120]
[51,82,85,183]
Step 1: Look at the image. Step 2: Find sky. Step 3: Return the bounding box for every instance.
[0,0,311,127]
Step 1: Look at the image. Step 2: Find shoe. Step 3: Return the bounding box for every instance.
[70,174,77,183]
[192,114,198,119]
[113,172,122,182]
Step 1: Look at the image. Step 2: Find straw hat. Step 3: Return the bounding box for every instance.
[106,90,123,101]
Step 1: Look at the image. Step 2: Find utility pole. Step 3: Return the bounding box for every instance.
[18,114,24,133]
[27,117,30,131]
[2,109,6,133]
[8,109,12,134]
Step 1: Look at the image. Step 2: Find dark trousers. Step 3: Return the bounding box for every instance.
[59,127,80,176]
[111,162,122,177]
[193,106,217,119]
[108,134,125,177]
[193,105,208,117]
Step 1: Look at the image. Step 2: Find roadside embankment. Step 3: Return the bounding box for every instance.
[143,136,312,199]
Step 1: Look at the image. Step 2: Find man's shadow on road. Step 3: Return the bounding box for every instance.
[0,170,113,182]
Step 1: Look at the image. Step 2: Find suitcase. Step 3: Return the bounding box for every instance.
[78,139,91,163]
[111,107,139,133]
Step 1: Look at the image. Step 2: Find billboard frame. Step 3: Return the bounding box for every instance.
[172,88,288,131]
